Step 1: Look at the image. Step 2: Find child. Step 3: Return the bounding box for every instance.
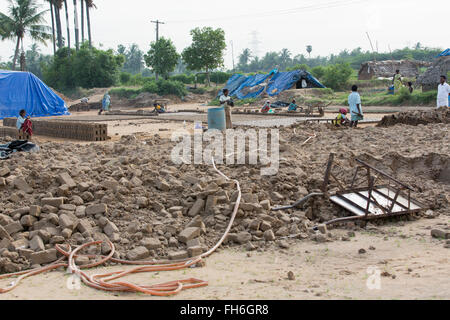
[332,108,349,127]
[261,101,271,113]
[288,99,298,112]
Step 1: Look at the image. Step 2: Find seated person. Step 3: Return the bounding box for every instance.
[16,109,33,138]
[261,101,271,113]
[288,99,298,112]
[332,108,349,127]
[153,103,166,113]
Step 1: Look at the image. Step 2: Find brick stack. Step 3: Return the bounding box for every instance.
[2,118,108,141]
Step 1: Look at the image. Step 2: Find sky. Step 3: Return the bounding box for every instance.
[0,0,449,69]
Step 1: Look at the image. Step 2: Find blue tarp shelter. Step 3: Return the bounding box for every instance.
[222,69,325,100]
[437,49,450,57]
[0,70,69,120]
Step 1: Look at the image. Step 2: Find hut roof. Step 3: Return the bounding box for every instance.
[417,56,450,85]
[358,60,431,79]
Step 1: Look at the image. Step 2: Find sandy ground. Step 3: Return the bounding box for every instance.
[0,215,448,300]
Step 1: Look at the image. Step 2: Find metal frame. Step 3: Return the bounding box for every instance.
[323,153,426,224]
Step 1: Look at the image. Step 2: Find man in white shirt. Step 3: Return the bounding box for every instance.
[220,89,233,129]
[437,75,450,109]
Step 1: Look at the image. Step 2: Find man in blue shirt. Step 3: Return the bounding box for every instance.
[348,85,364,128]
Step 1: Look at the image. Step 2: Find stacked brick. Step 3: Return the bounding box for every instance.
[2,118,108,141]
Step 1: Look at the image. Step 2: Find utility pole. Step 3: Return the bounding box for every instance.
[151,20,165,80]
[151,20,165,42]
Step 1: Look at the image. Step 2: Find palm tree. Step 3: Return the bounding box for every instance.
[46,0,56,54]
[306,45,312,58]
[80,0,84,42]
[279,48,291,71]
[0,0,52,70]
[85,0,96,47]
[53,0,63,49]
[73,0,79,50]
[63,0,70,53]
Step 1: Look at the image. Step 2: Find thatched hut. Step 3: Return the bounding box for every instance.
[358,60,431,80]
[416,56,450,91]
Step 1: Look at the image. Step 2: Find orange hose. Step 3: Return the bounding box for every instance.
[0,157,242,297]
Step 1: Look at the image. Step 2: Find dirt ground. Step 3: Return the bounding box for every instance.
[1,214,448,300]
[0,102,448,301]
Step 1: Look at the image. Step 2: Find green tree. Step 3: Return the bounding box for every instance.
[145,37,180,80]
[321,63,353,90]
[121,43,144,75]
[182,27,226,86]
[237,48,252,72]
[279,48,291,71]
[0,0,52,70]
[43,44,124,90]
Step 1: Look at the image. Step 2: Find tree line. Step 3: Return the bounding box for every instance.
[0,0,95,71]
[235,44,442,74]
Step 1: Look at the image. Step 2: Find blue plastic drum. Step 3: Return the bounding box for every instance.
[207,107,226,131]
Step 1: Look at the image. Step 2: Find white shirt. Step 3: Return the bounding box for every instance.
[220,95,231,107]
[437,83,450,107]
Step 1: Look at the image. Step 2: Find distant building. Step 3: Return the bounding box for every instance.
[417,50,450,92]
[358,60,431,80]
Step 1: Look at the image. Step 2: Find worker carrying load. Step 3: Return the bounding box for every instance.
[288,99,298,112]
[332,108,350,127]
[261,101,271,113]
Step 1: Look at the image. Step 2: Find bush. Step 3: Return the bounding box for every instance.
[141,81,159,94]
[321,63,353,90]
[157,80,187,97]
[44,44,125,91]
[120,72,131,85]
[171,74,195,84]
[311,66,326,80]
[109,88,141,99]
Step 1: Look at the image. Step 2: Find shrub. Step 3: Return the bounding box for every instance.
[156,80,187,97]
[321,63,353,90]
[120,72,131,85]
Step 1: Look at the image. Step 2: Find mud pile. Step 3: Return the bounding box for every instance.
[378,109,450,127]
[0,121,449,274]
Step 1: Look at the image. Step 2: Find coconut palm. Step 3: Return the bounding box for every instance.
[46,0,56,54]
[279,48,291,71]
[53,0,63,49]
[73,0,79,50]
[0,0,52,70]
[306,45,312,58]
[85,0,96,47]
[63,0,70,52]
[80,0,84,41]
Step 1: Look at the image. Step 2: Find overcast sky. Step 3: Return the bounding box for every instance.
[0,0,448,69]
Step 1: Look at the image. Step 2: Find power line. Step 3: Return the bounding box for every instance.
[167,0,368,24]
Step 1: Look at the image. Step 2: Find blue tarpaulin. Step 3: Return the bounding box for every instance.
[437,49,450,57]
[0,70,69,120]
[221,69,325,100]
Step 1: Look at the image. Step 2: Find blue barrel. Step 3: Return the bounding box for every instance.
[208,107,226,131]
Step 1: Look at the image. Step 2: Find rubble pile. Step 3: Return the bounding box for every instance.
[0,121,449,274]
[378,109,450,127]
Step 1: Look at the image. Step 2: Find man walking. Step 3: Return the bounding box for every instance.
[220,89,234,129]
[437,75,450,109]
[349,85,364,128]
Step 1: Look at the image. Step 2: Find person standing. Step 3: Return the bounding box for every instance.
[99,91,111,115]
[393,69,403,93]
[220,89,234,129]
[348,85,364,128]
[437,75,450,109]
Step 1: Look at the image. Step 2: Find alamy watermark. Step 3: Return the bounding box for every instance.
[171,127,280,176]
[366,266,381,290]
